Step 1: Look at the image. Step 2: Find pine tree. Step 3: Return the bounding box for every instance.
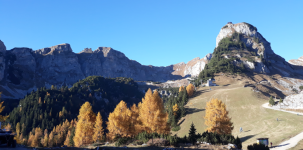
[235,136,242,149]
[188,122,197,145]
[106,100,132,140]
[69,127,75,146]
[74,101,96,147]
[269,96,275,106]
[204,98,233,134]
[279,98,283,104]
[186,84,195,97]
[139,89,170,134]
[93,112,104,142]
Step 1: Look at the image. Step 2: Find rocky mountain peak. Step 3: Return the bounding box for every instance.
[0,40,6,53]
[203,53,212,61]
[47,43,73,55]
[216,22,258,48]
[79,48,93,54]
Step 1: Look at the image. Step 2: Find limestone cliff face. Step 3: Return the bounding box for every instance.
[172,53,212,77]
[289,56,303,66]
[216,22,299,75]
[0,40,6,81]
[0,42,208,99]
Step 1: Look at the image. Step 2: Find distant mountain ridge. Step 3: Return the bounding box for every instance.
[0,40,210,99]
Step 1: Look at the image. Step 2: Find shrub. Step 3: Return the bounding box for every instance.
[132,140,143,145]
[115,137,131,147]
[269,96,275,106]
[196,131,239,145]
[172,126,180,131]
[247,143,269,150]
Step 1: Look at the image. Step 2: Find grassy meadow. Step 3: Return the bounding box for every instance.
[173,83,303,149]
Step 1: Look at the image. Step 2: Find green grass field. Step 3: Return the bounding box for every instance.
[173,84,303,149]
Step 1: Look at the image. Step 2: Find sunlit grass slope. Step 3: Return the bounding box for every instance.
[173,84,303,149]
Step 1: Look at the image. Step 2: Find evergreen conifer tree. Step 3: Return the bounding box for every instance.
[269,96,275,106]
[188,122,197,145]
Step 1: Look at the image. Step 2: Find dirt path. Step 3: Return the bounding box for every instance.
[262,103,303,150]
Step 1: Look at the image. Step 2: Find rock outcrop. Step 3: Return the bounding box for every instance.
[0,40,6,81]
[289,56,303,66]
[172,53,212,77]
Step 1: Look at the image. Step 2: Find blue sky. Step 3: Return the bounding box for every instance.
[1,0,302,67]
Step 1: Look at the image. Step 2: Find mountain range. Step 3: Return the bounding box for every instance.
[1,22,303,99]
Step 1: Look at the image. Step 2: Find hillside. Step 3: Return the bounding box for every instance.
[173,77,303,149]
[4,76,144,136]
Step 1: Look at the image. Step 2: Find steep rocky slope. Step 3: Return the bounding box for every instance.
[289,56,303,66]
[211,22,303,97]
[0,41,210,99]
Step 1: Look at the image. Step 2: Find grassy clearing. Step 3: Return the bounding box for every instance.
[173,84,303,149]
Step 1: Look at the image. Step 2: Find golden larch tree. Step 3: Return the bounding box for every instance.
[0,92,9,122]
[41,129,48,147]
[130,103,142,136]
[204,98,233,134]
[15,122,21,144]
[93,112,104,142]
[31,127,42,147]
[179,86,185,92]
[27,131,34,146]
[64,130,71,146]
[106,100,132,140]
[186,83,195,97]
[74,101,96,147]
[139,89,170,134]
[48,131,54,147]
[173,103,179,116]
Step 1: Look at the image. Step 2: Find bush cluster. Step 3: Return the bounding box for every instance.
[247,143,269,150]
[196,131,242,149]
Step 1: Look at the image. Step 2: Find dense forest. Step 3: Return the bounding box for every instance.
[4,76,144,139]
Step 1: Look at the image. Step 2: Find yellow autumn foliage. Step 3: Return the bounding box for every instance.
[179,86,185,92]
[74,101,96,147]
[204,98,233,134]
[106,100,133,140]
[186,83,195,97]
[93,112,104,142]
[139,89,170,134]
[173,103,179,116]
[0,92,9,122]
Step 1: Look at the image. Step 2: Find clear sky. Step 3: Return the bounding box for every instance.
[1,0,302,67]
